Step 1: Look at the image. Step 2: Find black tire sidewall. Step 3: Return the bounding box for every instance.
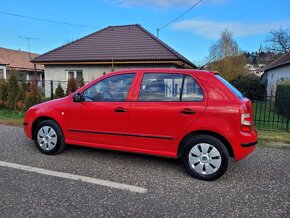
[182,135,229,181]
[33,120,65,155]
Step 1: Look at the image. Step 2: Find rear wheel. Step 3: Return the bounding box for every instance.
[182,135,229,181]
[34,120,66,155]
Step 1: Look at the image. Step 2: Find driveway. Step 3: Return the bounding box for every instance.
[0,125,289,217]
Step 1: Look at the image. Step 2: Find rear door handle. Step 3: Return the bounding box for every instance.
[114,107,127,113]
[180,108,196,114]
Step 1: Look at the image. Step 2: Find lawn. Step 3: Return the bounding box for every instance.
[253,101,290,131]
[0,108,25,126]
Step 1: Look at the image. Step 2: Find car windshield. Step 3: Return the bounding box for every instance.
[215,75,244,99]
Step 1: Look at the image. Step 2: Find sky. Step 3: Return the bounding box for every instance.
[0,0,289,66]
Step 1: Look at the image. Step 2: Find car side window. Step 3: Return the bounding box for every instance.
[83,74,135,102]
[138,73,203,102]
[181,75,204,101]
[139,73,183,101]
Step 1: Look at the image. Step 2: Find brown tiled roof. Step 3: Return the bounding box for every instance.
[0,47,44,70]
[32,24,196,68]
[264,51,290,71]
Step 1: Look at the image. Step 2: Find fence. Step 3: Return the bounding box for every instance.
[252,93,290,131]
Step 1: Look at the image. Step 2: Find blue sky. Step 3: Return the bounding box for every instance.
[0,0,289,65]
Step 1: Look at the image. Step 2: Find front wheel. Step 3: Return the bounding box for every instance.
[34,120,66,155]
[182,135,229,181]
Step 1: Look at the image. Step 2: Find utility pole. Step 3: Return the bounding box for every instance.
[19,36,40,80]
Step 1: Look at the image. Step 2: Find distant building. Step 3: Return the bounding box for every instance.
[261,51,290,95]
[32,24,196,97]
[0,47,44,81]
[244,64,264,77]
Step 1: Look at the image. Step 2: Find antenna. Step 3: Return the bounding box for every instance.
[19,36,40,60]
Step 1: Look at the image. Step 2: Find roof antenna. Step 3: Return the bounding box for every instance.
[157,28,160,38]
[19,36,40,60]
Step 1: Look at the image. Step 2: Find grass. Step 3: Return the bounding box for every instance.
[0,108,25,126]
[253,101,290,131]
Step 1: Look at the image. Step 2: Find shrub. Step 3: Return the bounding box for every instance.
[275,80,290,116]
[66,78,78,95]
[14,84,26,110]
[55,82,65,98]
[79,78,85,88]
[231,74,266,100]
[7,69,20,108]
[22,81,31,93]
[25,81,41,110]
[0,80,8,106]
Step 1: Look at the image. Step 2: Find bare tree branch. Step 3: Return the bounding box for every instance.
[264,27,290,53]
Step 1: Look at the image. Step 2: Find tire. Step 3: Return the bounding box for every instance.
[182,135,229,181]
[33,120,66,155]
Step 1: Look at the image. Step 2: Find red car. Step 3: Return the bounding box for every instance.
[23,69,257,181]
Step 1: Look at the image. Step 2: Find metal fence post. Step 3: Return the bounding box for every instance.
[50,80,53,99]
[286,96,290,132]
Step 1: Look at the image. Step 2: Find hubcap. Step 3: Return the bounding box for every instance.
[37,126,57,151]
[188,143,222,175]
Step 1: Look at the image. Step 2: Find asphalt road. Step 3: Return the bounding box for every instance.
[0,125,289,217]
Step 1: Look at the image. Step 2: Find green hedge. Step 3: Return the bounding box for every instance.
[275,80,290,116]
[231,74,266,100]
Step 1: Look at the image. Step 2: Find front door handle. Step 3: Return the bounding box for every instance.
[114,107,127,113]
[181,108,196,114]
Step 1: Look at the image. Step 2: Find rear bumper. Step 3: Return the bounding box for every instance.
[233,129,258,161]
[241,140,258,147]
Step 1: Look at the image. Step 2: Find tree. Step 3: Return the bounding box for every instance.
[0,80,8,106]
[206,29,246,81]
[25,81,41,110]
[264,27,290,53]
[66,78,78,95]
[7,69,20,109]
[79,78,85,88]
[208,29,239,61]
[55,82,65,99]
[14,84,26,110]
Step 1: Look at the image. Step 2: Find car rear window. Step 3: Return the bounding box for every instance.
[215,75,244,99]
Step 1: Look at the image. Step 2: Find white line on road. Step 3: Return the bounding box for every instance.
[0,161,147,194]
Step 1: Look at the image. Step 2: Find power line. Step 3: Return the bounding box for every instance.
[0,11,99,29]
[157,0,203,38]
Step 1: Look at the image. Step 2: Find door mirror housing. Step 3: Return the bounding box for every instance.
[73,93,83,102]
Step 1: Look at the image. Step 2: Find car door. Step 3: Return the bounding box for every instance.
[127,72,207,152]
[66,73,136,148]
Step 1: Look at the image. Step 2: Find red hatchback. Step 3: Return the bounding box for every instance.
[24,69,257,180]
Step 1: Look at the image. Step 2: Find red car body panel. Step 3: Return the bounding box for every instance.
[24,69,257,161]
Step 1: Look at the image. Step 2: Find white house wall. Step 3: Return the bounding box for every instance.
[264,64,290,96]
[44,64,177,97]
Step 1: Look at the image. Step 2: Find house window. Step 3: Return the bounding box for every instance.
[66,70,83,82]
[0,69,3,79]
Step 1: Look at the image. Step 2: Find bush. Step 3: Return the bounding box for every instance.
[66,78,78,95]
[14,84,26,110]
[231,74,266,100]
[55,82,65,99]
[7,69,20,108]
[79,78,85,88]
[0,80,8,106]
[275,80,290,116]
[25,81,41,110]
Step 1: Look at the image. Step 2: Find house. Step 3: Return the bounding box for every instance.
[0,47,44,81]
[31,24,196,97]
[244,64,264,77]
[261,51,290,96]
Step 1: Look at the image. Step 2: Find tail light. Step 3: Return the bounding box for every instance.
[240,100,253,132]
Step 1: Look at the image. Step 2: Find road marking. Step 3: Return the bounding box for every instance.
[0,161,147,194]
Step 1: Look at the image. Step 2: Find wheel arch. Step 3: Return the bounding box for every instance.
[31,116,62,140]
[177,130,234,159]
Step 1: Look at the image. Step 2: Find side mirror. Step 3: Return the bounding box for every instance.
[73,93,83,102]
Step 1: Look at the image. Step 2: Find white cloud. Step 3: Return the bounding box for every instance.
[171,19,290,38]
[113,0,225,8]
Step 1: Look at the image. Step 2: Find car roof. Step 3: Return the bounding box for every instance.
[109,68,217,75]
